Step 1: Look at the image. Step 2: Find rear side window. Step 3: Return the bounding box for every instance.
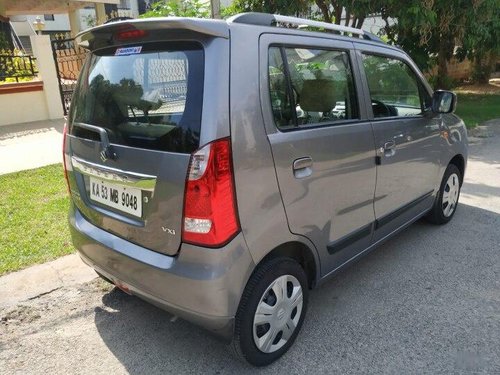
[268,46,358,130]
[362,54,431,118]
[70,41,204,153]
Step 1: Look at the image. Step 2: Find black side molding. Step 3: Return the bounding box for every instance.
[327,191,434,255]
[375,190,434,230]
[327,223,373,255]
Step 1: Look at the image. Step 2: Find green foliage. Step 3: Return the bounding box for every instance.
[222,0,309,17]
[427,75,457,91]
[382,0,500,88]
[455,93,500,129]
[140,0,210,18]
[457,0,499,63]
[220,2,242,18]
[0,49,38,84]
[83,14,97,28]
[0,32,11,50]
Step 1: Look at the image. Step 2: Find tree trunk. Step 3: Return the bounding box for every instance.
[344,8,351,26]
[211,0,220,19]
[436,37,450,89]
[333,5,342,25]
[473,51,494,84]
[355,16,365,29]
[315,0,331,22]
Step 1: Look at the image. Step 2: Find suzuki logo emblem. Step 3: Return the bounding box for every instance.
[162,227,176,235]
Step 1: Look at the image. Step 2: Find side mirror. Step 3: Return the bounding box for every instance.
[432,90,457,114]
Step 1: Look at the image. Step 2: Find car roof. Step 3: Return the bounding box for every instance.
[76,12,400,54]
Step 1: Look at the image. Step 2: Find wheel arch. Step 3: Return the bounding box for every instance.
[253,241,319,289]
[448,154,465,184]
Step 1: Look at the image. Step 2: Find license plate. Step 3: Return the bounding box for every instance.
[89,177,142,218]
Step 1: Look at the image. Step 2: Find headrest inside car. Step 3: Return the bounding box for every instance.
[300,79,336,112]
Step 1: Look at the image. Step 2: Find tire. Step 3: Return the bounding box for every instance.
[426,164,462,225]
[232,257,309,367]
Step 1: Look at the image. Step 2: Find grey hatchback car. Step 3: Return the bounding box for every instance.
[64,13,468,366]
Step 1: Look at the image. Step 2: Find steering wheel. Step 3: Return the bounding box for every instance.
[371,99,391,118]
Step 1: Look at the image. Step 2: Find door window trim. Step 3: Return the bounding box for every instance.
[360,51,432,122]
[267,43,361,132]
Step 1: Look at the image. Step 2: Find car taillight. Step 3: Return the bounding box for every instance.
[182,138,240,247]
[115,28,147,40]
[62,123,71,194]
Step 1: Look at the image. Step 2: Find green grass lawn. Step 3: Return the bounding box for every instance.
[455,93,500,129]
[0,164,73,275]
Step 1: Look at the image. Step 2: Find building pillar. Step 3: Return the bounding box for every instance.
[30,35,64,120]
[95,3,107,25]
[130,0,139,18]
[68,9,81,37]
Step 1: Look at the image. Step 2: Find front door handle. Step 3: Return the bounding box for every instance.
[293,157,313,178]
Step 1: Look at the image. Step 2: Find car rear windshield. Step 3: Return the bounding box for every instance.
[69,41,204,153]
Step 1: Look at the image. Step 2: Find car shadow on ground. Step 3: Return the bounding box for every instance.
[93,202,500,374]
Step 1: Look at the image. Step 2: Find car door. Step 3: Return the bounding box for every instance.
[354,45,442,242]
[260,34,377,275]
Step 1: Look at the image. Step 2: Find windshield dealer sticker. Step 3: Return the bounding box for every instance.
[115,46,142,56]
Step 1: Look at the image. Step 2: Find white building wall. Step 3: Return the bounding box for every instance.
[10,14,70,36]
[0,89,49,126]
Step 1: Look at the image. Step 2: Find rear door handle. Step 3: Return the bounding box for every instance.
[293,157,313,178]
[382,140,396,157]
[384,140,396,150]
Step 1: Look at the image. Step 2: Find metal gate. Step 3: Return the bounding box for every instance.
[51,34,87,115]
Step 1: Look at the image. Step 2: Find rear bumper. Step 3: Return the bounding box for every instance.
[69,204,254,341]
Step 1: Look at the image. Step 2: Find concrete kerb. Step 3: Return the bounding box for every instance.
[0,254,97,310]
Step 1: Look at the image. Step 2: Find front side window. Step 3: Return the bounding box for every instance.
[70,41,204,153]
[362,54,430,118]
[269,46,358,130]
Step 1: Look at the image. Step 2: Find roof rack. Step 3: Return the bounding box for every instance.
[228,12,384,43]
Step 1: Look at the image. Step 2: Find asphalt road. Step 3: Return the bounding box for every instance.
[1,121,499,374]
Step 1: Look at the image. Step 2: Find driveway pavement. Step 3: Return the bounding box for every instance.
[1,120,499,374]
[0,119,64,175]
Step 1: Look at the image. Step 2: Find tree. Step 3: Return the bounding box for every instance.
[314,0,384,28]
[0,32,11,50]
[458,0,500,83]
[382,0,500,88]
[221,0,310,17]
[140,0,210,18]
[211,0,221,19]
[225,0,381,26]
